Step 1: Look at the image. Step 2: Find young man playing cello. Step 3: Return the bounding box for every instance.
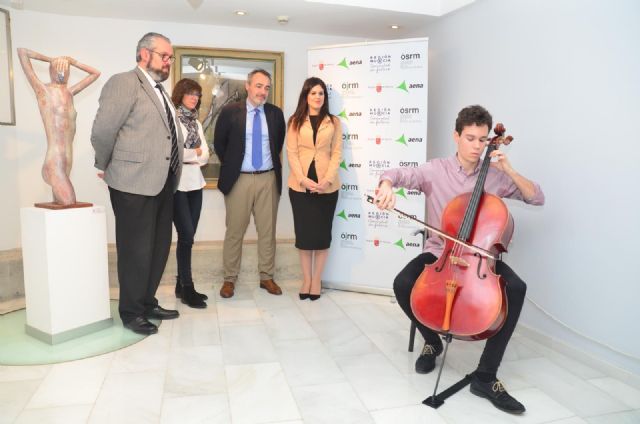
[374,105,544,414]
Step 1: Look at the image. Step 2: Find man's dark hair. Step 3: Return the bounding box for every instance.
[455,105,493,134]
[247,68,272,83]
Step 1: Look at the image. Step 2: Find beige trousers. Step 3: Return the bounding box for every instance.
[223,172,279,282]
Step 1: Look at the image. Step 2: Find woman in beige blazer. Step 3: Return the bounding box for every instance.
[287,77,343,300]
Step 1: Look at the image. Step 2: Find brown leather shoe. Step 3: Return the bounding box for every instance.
[260,279,282,295]
[220,281,235,298]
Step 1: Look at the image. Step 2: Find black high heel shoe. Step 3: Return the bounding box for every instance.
[309,293,321,301]
[299,293,310,300]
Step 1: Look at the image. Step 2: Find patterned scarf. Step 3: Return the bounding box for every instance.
[177,105,201,149]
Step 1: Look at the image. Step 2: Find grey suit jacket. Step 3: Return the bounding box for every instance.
[91,67,183,196]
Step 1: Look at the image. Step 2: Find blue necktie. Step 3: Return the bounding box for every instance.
[252,108,263,170]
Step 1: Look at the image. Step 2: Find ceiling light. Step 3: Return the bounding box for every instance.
[235,10,247,16]
[390,25,400,29]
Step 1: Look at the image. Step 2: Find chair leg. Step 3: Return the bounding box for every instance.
[408,321,417,352]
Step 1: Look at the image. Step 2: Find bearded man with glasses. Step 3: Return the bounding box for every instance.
[91,32,184,335]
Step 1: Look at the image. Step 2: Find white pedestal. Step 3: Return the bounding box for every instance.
[20,206,112,344]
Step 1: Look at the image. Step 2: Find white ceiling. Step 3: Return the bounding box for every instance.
[2,0,474,39]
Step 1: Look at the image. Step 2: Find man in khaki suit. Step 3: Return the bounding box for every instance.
[91,32,183,335]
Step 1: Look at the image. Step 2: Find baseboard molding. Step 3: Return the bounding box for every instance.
[323,281,394,297]
[25,317,114,345]
[517,322,640,390]
[0,239,301,302]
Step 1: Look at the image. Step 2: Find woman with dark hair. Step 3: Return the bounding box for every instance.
[171,78,209,308]
[287,77,343,300]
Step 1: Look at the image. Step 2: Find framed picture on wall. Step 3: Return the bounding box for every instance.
[172,46,284,189]
[0,8,16,126]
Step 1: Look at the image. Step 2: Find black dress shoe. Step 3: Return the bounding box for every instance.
[144,306,180,320]
[299,293,310,300]
[470,375,526,414]
[415,342,443,374]
[309,294,321,301]
[123,317,158,335]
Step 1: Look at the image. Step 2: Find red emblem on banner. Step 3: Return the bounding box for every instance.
[376,84,382,93]
[375,137,381,145]
[319,63,324,70]
[373,239,380,247]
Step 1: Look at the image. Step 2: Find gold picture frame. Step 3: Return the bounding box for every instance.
[0,8,16,126]
[172,46,284,189]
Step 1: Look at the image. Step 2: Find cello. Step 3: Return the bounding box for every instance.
[410,123,514,341]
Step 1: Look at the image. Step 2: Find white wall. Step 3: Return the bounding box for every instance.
[423,0,640,375]
[0,9,365,251]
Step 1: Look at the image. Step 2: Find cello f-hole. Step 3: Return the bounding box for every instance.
[474,253,487,279]
[435,249,452,272]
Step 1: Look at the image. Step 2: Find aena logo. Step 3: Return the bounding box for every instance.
[397,81,424,92]
[336,210,359,220]
[339,161,361,170]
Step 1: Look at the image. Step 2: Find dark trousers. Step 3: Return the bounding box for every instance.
[109,175,175,323]
[394,252,527,374]
[173,189,203,283]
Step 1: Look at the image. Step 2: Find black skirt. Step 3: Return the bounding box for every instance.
[289,188,339,250]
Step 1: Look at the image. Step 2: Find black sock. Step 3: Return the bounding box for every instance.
[475,371,496,383]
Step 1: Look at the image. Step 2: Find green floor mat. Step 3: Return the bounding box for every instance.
[0,301,158,365]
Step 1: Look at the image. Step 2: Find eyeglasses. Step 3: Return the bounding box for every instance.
[185,92,202,98]
[148,49,175,63]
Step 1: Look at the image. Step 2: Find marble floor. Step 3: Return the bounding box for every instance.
[1,280,639,424]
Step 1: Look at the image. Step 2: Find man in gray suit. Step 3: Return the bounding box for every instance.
[91,32,183,335]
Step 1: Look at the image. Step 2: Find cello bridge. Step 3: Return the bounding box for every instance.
[449,255,469,268]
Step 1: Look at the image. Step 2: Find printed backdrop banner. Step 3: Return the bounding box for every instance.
[308,38,429,294]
